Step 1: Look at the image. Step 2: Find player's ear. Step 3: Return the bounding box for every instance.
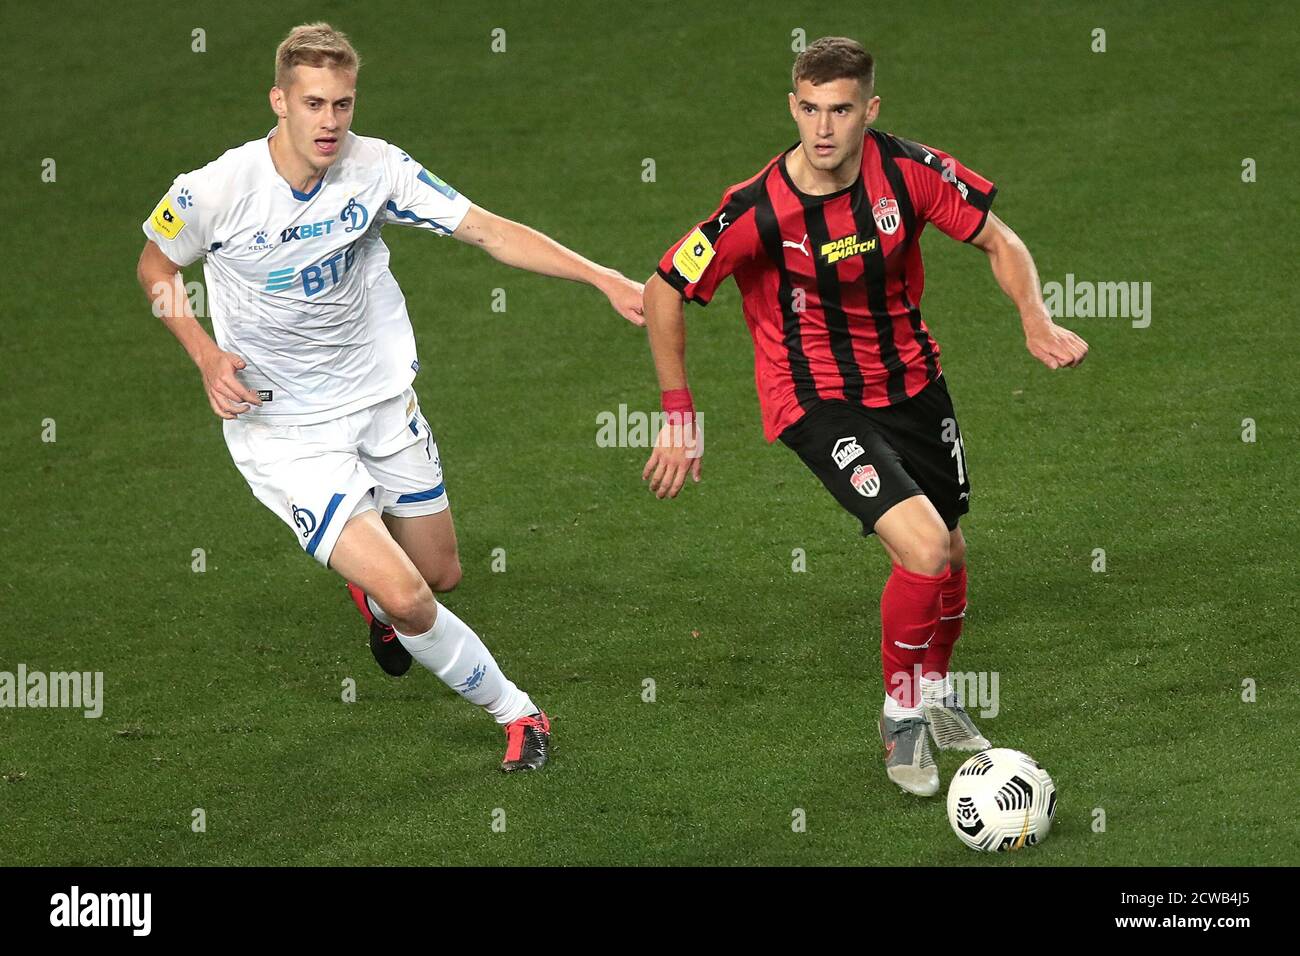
[864,95,881,126]
[787,91,799,122]
[269,86,286,119]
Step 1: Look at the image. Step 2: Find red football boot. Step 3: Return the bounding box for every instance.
[501,711,551,772]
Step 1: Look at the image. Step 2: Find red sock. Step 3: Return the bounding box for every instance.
[923,564,967,679]
[880,564,945,709]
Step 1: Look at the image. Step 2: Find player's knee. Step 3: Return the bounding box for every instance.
[904,532,950,576]
[428,559,462,593]
[384,579,436,634]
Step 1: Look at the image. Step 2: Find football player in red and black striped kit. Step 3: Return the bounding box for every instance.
[642,37,1087,796]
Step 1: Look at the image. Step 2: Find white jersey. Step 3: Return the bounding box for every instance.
[142,130,471,424]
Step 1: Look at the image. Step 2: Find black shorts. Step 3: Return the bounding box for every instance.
[778,374,971,536]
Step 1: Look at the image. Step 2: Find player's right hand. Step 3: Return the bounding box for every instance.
[642,420,703,499]
[199,348,263,419]
[1025,319,1089,370]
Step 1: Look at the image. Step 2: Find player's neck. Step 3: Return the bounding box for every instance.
[787,142,862,195]
[267,129,327,197]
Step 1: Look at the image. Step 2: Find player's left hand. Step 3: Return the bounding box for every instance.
[643,419,703,499]
[601,272,646,327]
[1025,320,1088,370]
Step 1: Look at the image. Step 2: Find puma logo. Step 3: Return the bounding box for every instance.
[782,233,810,257]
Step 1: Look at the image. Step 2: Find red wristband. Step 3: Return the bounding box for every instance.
[661,387,695,426]
[660,387,691,413]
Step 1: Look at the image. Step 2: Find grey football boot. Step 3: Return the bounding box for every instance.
[924,691,992,752]
[878,708,940,797]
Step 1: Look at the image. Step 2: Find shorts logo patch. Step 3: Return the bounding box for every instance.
[673,228,715,283]
[150,197,186,240]
[850,463,880,498]
[257,390,273,402]
[292,504,317,538]
[832,436,865,470]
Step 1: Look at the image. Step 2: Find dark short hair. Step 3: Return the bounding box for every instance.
[792,36,875,96]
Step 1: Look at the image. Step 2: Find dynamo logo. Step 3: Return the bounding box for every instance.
[340,197,369,233]
[292,505,317,537]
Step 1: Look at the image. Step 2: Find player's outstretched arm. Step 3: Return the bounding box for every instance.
[136,240,262,420]
[451,205,645,326]
[641,273,702,499]
[970,213,1089,370]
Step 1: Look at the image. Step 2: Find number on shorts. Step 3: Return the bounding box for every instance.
[950,433,968,485]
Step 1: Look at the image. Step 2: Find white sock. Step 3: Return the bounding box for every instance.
[395,603,535,724]
[366,594,392,626]
[883,695,925,720]
[920,674,953,705]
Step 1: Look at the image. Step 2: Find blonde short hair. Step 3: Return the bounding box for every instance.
[274,22,360,89]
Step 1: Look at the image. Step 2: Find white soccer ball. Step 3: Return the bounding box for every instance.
[946,748,1057,852]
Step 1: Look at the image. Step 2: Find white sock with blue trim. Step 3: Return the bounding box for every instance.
[394,603,535,724]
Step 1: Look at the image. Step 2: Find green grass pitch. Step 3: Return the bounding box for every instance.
[1,0,1296,865]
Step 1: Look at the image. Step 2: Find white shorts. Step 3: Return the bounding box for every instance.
[223,386,447,567]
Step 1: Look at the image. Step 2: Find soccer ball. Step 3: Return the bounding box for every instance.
[946,748,1057,852]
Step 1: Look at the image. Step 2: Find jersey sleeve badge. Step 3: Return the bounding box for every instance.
[672,228,715,283]
[150,197,187,240]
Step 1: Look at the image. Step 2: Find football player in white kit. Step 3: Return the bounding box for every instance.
[136,23,645,772]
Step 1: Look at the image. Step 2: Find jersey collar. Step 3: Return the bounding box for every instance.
[779,142,863,204]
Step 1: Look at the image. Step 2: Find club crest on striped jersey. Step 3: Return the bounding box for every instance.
[850,463,880,498]
[819,233,878,265]
[873,196,901,235]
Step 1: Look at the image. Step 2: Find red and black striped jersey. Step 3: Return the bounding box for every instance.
[656,128,996,442]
